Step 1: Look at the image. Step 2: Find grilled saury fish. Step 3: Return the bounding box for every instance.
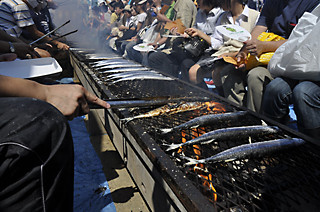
[122,101,218,123]
[183,137,305,165]
[109,75,174,84]
[165,125,280,151]
[159,111,248,134]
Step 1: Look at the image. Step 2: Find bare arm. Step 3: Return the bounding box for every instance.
[136,21,143,33]
[0,64,109,119]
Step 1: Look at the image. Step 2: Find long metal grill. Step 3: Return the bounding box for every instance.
[70,49,320,211]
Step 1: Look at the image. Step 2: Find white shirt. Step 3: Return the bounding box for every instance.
[135,12,147,25]
[193,7,223,50]
[211,5,259,50]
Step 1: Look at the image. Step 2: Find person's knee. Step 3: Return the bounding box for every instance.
[247,67,269,84]
[189,64,199,83]
[265,78,287,96]
[292,82,313,105]
[148,52,161,66]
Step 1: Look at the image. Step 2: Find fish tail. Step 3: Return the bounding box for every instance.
[202,139,215,145]
[121,117,135,124]
[159,128,173,134]
[180,155,204,166]
[164,143,182,151]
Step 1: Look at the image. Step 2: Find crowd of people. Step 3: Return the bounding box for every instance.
[0,0,320,210]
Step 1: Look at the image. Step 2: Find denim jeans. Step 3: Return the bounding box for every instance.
[262,77,320,130]
[125,40,143,63]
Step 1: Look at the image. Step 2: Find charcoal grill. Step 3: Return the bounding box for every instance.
[69,48,320,211]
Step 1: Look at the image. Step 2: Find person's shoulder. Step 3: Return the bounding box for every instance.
[2,0,26,7]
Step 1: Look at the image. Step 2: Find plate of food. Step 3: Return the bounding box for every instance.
[133,43,155,52]
[216,24,251,42]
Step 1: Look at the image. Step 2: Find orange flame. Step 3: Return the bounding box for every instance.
[177,131,187,154]
[204,101,226,113]
[176,112,221,202]
[192,128,217,201]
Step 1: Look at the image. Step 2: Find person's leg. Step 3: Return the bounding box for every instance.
[219,64,247,106]
[261,77,297,123]
[148,51,179,77]
[293,81,320,139]
[246,66,273,112]
[179,57,198,82]
[125,40,143,63]
[0,97,74,212]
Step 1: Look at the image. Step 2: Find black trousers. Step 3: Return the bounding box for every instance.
[0,97,74,212]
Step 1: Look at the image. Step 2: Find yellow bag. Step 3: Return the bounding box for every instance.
[246,32,285,70]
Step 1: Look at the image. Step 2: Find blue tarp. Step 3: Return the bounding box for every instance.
[69,117,116,212]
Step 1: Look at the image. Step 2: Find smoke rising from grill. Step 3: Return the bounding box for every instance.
[50,0,110,52]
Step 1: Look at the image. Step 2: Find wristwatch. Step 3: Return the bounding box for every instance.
[8,42,15,53]
[156,42,160,46]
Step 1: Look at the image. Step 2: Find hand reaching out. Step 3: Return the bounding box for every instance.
[44,84,110,120]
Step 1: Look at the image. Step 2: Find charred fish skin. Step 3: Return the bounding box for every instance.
[184,138,306,165]
[159,111,249,134]
[165,125,280,152]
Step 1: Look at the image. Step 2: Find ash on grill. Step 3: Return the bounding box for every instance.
[71,49,320,211]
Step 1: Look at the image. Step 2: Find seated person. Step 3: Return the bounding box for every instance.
[25,0,55,36]
[115,0,148,54]
[148,0,222,79]
[261,7,320,140]
[0,0,69,58]
[124,0,174,64]
[109,5,137,50]
[0,52,110,211]
[188,0,260,89]
[262,78,320,140]
[218,0,320,112]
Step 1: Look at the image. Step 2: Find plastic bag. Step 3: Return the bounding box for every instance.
[268,5,320,81]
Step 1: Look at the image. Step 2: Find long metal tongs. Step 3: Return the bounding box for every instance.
[89,96,210,109]
[29,20,70,45]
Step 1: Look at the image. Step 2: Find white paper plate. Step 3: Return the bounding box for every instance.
[216,25,251,42]
[133,43,155,52]
[162,35,184,38]
[0,57,62,79]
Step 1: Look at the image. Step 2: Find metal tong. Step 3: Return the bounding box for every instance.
[51,30,78,41]
[29,20,71,45]
[89,96,210,109]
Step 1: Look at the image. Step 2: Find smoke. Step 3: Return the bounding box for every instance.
[50,0,110,52]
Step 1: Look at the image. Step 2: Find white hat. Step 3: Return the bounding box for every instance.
[137,0,147,5]
[123,5,131,11]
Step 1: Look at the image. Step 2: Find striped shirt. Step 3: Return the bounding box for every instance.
[0,0,34,37]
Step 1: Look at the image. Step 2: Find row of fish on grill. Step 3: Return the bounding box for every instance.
[89,58,174,85]
[80,52,306,166]
[119,101,306,165]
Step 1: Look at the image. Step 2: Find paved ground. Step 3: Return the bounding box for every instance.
[84,110,150,212]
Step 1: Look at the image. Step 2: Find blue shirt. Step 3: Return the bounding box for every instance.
[257,0,320,38]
